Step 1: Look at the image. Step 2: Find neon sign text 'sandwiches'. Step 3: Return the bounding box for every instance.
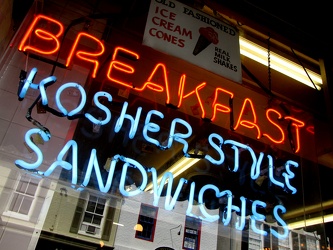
[18,14,306,154]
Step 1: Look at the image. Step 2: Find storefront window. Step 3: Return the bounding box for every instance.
[0,0,331,249]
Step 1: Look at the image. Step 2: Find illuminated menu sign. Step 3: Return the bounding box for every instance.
[13,11,309,240]
[143,0,242,83]
[16,66,292,239]
[17,14,306,154]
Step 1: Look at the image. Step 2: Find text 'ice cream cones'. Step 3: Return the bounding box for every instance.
[193,27,219,56]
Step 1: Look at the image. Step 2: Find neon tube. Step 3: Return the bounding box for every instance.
[55,82,86,116]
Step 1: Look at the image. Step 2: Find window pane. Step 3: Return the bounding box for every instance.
[9,193,21,212]
[92,215,102,225]
[26,182,38,196]
[136,204,158,241]
[79,195,107,237]
[83,213,93,223]
[17,181,28,193]
[19,196,33,215]
[86,201,97,212]
[95,203,105,215]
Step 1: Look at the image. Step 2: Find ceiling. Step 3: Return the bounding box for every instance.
[197,0,333,60]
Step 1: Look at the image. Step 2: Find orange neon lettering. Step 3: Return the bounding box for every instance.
[175,74,187,108]
[135,63,168,94]
[178,82,206,116]
[172,74,187,107]
[233,98,261,139]
[107,47,139,88]
[65,32,105,78]
[285,116,305,153]
[210,88,234,121]
[18,14,64,55]
[263,109,285,144]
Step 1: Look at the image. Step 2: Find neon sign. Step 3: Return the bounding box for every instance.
[15,67,302,239]
[18,14,307,154]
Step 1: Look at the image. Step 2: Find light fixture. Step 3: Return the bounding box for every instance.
[288,214,333,229]
[134,223,143,232]
[112,222,124,226]
[168,157,201,179]
[99,241,105,248]
[170,224,182,235]
[145,155,200,192]
[239,37,322,90]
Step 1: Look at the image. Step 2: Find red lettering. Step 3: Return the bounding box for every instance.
[160,9,169,18]
[234,98,261,139]
[263,109,285,144]
[66,32,105,78]
[284,116,305,153]
[18,14,64,55]
[107,47,139,88]
[209,88,234,121]
[136,63,167,93]
[176,78,206,115]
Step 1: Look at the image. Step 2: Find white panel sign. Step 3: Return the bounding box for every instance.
[143,0,242,83]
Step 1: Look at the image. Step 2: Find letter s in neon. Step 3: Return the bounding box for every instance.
[205,133,225,165]
[85,91,112,125]
[271,205,289,239]
[15,128,49,170]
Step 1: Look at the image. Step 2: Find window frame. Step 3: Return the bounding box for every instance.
[135,203,158,242]
[182,215,202,250]
[2,174,41,221]
[78,194,107,239]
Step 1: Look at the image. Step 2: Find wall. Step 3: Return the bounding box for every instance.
[0,0,13,59]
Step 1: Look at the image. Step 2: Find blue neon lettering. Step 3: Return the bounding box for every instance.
[18,67,57,105]
[250,200,267,236]
[39,76,57,105]
[283,160,298,194]
[198,184,220,222]
[15,64,296,238]
[16,131,290,238]
[55,82,86,116]
[198,184,233,223]
[150,168,187,210]
[271,205,289,239]
[224,140,258,178]
[164,177,188,210]
[143,110,164,147]
[221,191,234,225]
[254,152,264,180]
[168,118,192,155]
[15,128,48,169]
[85,91,112,125]
[268,154,285,188]
[43,140,78,186]
[114,101,142,139]
[205,133,225,165]
[185,181,197,217]
[81,149,111,192]
[119,157,147,196]
[235,196,246,230]
[18,68,39,99]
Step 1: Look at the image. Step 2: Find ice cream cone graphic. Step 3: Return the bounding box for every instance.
[193,27,219,56]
